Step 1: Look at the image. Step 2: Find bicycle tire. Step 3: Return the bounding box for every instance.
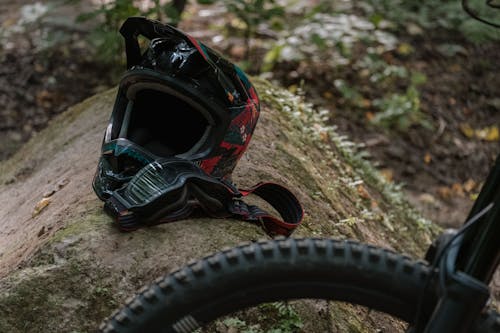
[99,238,500,333]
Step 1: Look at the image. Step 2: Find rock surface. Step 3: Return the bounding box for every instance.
[0,78,435,332]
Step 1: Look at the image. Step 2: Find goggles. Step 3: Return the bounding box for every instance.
[103,158,304,236]
[93,139,157,200]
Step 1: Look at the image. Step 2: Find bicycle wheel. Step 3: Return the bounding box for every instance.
[99,238,500,333]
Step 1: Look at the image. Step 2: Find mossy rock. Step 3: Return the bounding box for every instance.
[0,78,437,332]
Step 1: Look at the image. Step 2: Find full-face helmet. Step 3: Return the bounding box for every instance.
[93,17,260,199]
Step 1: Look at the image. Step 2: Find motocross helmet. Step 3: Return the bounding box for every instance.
[93,17,260,200]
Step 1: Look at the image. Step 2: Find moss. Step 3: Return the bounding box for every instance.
[0,258,119,333]
[48,205,109,245]
[252,77,436,255]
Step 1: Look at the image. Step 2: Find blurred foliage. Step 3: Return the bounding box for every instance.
[261,12,398,72]
[68,0,498,135]
[74,0,284,68]
[200,0,284,63]
[75,0,186,66]
[362,0,500,42]
[372,85,432,132]
[224,0,284,59]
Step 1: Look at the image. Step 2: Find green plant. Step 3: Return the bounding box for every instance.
[222,0,284,60]
[261,12,398,73]
[214,302,303,333]
[197,0,284,63]
[222,317,262,333]
[259,302,304,332]
[334,79,365,107]
[371,72,432,131]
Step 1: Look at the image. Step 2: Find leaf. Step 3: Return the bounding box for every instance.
[32,197,51,217]
[357,185,371,200]
[411,71,427,86]
[451,183,465,197]
[437,186,451,200]
[424,152,432,164]
[322,91,334,100]
[380,168,394,182]
[261,44,283,72]
[481,126,499,141]
[460,124,499,141]
[397,43,414,56]
[460,123,475,139]
[463,179,477,193]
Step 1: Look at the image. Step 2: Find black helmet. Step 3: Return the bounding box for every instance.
[93,17,260,199]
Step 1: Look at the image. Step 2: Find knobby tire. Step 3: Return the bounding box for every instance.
[100,238,500,333]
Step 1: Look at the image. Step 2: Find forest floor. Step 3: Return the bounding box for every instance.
[1,1,499,228]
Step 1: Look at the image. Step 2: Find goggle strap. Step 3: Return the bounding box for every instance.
[231,182,304,237]
[103,174,303,236]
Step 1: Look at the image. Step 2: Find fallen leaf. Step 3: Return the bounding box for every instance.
[452,183,465,197]
[437,186,451,200]
[33,197,51,217]
[357,185,371,200]
[419,193,437,205]
[424,152,432,164]
[288,84,298,94]
[379,168,393,182]
[359,99,371,108]
[482,126,499,141]
[323,91,333,99]
[463,179,476,193]
[365,111,375,121]
[460,123,475,139]
[319,131,329,142]
[397,43,414,56]
[460,124,499,141]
